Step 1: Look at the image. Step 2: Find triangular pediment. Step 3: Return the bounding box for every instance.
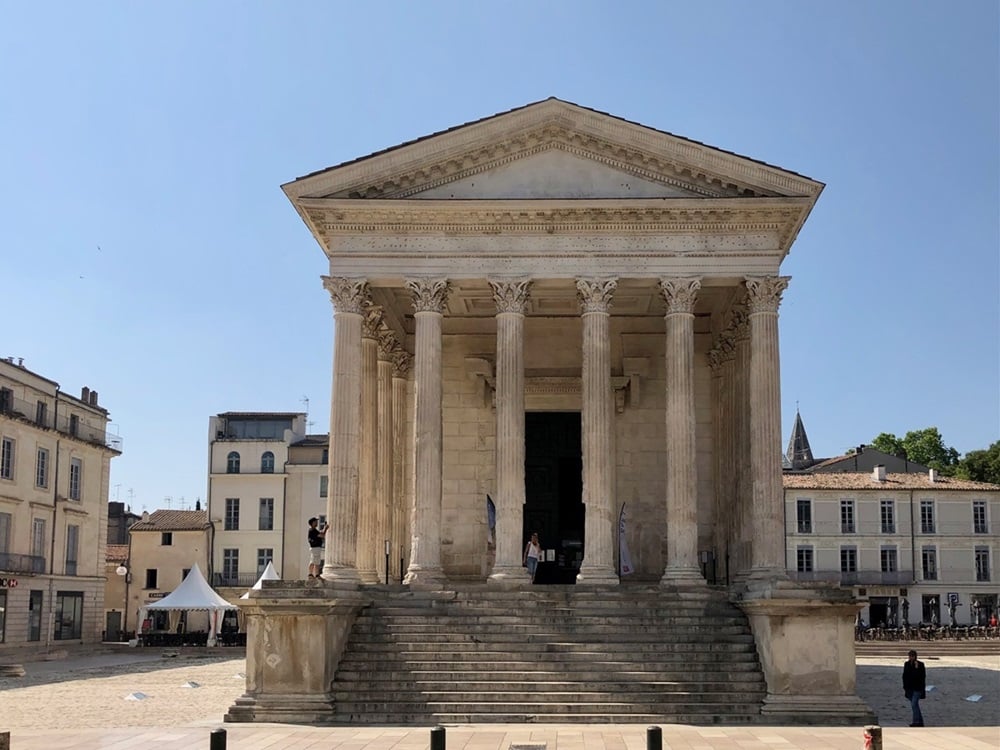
[284,98,823,203]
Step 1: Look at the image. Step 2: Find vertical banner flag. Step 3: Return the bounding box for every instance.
[618,502,634,576]
[486,495,496,544]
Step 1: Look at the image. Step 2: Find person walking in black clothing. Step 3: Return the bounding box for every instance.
[902,649,926,726]
[307,517,328,580]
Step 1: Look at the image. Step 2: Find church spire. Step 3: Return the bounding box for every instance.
[785,408,814,470]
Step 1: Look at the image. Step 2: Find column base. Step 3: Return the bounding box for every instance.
[576,567,619,586]
[488,566,528,586]
[403,566,443,589]
[759,693,876,726]
[357,568,380,585]
[745,566,790,587]
[321,564,361,585]
[659,566,705,587]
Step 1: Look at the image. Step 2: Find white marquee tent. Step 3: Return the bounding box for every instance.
[241,560,280,599]
[140,562,236,646]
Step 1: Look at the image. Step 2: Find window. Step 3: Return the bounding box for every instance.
[0,512,10,553]
[161,532,173,546]
[261,451,275,474]
[840,499,855,534]
[35,400,47,426]
[321,448,329,464]
[881,547,898,573]
[54,591,83,640]
[258,498,274,531]
[224,498,240,531]
[145,569,158,589]
[922,547,937,580]
[64,524,79,575]
[975,547,990,582]
[920,500,935,534]
[796,546,813,573]
[68,458,82,500]
[840,547,857,573]
[973,500,988,534]
[796,499,812,533]
[1,437,14,479]
[222,549,239,583]
[68,414,79,437]
[31,518,45,559]
[319,475,328,498]
[257,548,273,573]
[35,447,49,488]
[0,591,6,643]
[226,451,241,474]
[28,590,43,641]
[0,387,12,413]
[880,499,895,534]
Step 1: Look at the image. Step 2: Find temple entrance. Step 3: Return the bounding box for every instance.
[524,411,584,584]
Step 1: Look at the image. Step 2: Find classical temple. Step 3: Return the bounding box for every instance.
[230,99,872,725]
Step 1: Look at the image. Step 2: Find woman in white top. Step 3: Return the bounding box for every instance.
[523,532,541,583]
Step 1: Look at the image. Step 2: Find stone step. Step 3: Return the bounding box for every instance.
[338,650,758,666]
[346,639,757,653]
[349,630,753,642]
[355,617,751,630]
[331,699,764,715]
[331,681,765,697]
[335,665,764,681]
[325,710,760,725]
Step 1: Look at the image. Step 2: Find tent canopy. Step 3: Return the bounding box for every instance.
[144,563,235,612]
[241,560,280,599]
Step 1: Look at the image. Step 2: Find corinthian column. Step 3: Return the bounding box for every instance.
[487,278,531,584]
[731,306,751,578]
[575,278,619,585]
[375,328,395,584]
[391,348,412,583]
[745,276,790,579]
[319,276,368,584]
[356,306,383,583]
[659,277,704,585]
[403,278,450,587]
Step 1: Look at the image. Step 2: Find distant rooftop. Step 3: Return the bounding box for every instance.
[130,510,210,532]
[783,473,999,491]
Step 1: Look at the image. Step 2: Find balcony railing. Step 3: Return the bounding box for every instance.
[0,552,46,574]
[213,572,259,587]
[0,394,123,451]
[789,569,914,586]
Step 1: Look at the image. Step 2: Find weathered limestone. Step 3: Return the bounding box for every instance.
[488,278,531,584]
[390,349,412,582]
[376,329,395,583]
[745,276,790,579]
[357,306,383,583]
[575,278,618,585]
[403,278,450,587]
[320,277,366,583]
[659,276,703,585]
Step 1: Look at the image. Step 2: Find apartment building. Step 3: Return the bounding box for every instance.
[0,357,121,657]
[784,468,1000,627]
[206,412,306,597]
[284,434,329,580]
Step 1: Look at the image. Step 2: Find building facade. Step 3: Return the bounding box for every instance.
[784,469,1000,627]
[206,412,306,596]
[284,434,333,581]
[0,357,121,657]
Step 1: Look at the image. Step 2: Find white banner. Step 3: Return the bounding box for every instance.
[618,502,634,576]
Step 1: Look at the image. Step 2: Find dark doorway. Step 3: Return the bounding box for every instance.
[524,412,583,584]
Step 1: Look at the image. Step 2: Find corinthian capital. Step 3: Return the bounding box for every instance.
[362,304,385,338]
[321,276,369,314]
[659,276,702,314]
[576,277,617,314]
[744,276,791,314]
[376,327,397,359]
[489,278,532,314]
[391,346,413,377]
[405,278,451,314]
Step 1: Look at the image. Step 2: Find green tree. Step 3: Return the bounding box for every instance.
[869,427,960,475]
[956,441,1000,484]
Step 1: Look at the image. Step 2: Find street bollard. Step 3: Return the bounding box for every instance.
[210,727,227,750]
[646,726,662,750]
[430,725,446,750]
[0,730,9,750]
[863,725,882,750]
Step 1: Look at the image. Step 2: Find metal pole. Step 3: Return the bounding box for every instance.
[646,726,662,750]
[400,555,404,584]
[209,727,227,750]
[863,725,882,750]
[430,725,446,750]
[384,540,390,585]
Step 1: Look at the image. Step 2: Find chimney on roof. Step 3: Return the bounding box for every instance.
[141,510,149,522]
[929,468,938,483]
[89,390,98,406]
[873,465,886,482]
[81,386,90,402]
[17,358,23,367]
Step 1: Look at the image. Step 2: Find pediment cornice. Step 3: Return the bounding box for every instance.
[284,100,823,203]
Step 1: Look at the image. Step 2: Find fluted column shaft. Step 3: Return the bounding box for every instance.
[356,308,382,583]
[391,350,412,583]
[375,332,394,584]
[320,276,368,583]
[746,276,790,577]
[404,278,449,586]
[575,278,619,585]
[732,311,751,578]
[660,277,703,584]
[488,279,531,583]
[719,339,737,582]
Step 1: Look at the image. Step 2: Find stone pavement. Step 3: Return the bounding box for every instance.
[6,724,1000,750]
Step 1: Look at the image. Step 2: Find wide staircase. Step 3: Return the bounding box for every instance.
[330,584,766,724]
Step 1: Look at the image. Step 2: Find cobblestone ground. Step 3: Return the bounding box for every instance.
[1,652,997,729]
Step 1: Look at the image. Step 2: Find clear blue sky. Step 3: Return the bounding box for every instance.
[2,1,997,512]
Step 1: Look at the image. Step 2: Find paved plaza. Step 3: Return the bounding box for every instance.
[1,650,998,749]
